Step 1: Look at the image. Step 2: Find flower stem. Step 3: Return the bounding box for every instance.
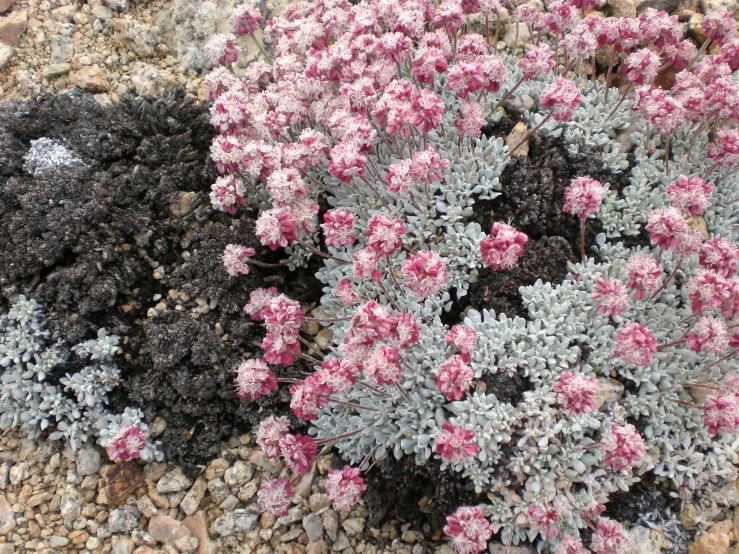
[295,238,351,264]
[328,398,381,412]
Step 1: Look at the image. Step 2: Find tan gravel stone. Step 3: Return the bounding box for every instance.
[72,65,109,92]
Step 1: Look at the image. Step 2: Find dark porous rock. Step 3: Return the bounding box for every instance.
[0,90,314,477]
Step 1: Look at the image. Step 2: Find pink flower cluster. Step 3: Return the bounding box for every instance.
[564,177,606,221]
[540,77,584,121]
[624,253,664,300]
[479,222,528,270]
[325,466,367,512]
[107,427,147,463]
[590,518,633,554]
[552,372,599,416]
[666,175,713,216]
[703,394,739,435]
[235,359,278,400]
[591,277,629,316]
[402,250,449,297]
[614,322,657,366]
[222,244,255,277]
[528,503,563,540]
[601,423,647,471]
[210,175,246,214]
[436,355,475,401]
[445,325,478,362]
[434,422,480,463]
[443,506,492,554]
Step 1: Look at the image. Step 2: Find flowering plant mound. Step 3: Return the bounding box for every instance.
[204,0,739,551]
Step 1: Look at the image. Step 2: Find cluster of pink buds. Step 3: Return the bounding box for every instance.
[479,222,528,270]
[107,426,147,463]
[613,322,657,366]
[443,506,493,554]
[590,518,633,554]
[434,421,480,463]
[552,372,599,416]
[590,277,629,317]
[528,503,564,540]
[601,423,647,471]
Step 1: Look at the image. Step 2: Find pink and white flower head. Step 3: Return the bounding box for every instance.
[386,159,416,193]
[290,377,329,420]
[255,208,297,250]
[601,423,646,471]
[517,44,556,79]
[552,372,599,416]
[540,77,583,121]
[412,46,449,84]
[553,536,589,554]
[257,478,294,517]
[262,331,300,366]
[436,355,475,401]
[328,142,367,183]
[299,129,330,168]
[411,89,445,133]
[564,176,606,220]
[443,506,492,554]
[411,147,450,184]
[363,345,402,386]
[591,277,629,316]
[545,0,580,35]
[479,222,528,270]
[707,129,739,167]
[256,415,290,458]
[433,0,466,34]
[222,245,255,277]
[645,207,689,250]
[456,102,487,139]
[265,168,308,207]
[107,426,147,463]
[614,322,657,366]
[639,8,682,49]
[561,23,597,61]
[446,60,485,99]
[334,279,358,306]
[403,251,449,297]
[315,358,358,395]
[721,278,739,320]
[210,175,246,214]
[230,4,263,35]
[325,466,366,512]
[686,315,729,354]
[262,295,304,337]
[367,214,407,255]
[390,312,421,349]
[590,518,633,554]
[445,325,478,362]
[204,33,241,67]
[210,89,249,134]
[611,17,641,52]
[244,287,280,320]
[353,247,380,281]
[434,422,480,464]
[480,55,508,93]
[377,31,413,63]
[624,253,664,300]
[700,237,739,278]
[622,49,661,86]
[703,394,739,435]
[702,10,737,45]
[322,208,356,248]
[235,359,278,400]
[527,504,562,541]
[201,66,242,100]
[687,270,732,313]
[279,434,317,474]
[667,175,713,216]
[672,227,704,258]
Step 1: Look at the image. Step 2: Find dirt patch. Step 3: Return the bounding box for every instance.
[0,90,314,475]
